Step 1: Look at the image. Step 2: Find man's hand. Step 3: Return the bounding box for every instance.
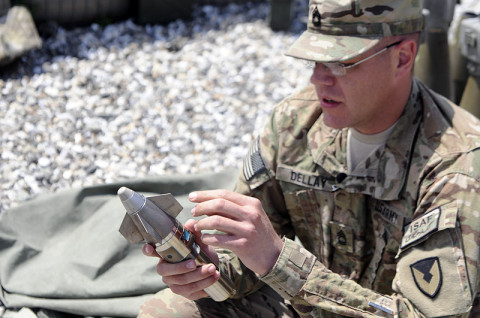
[189,190,284,276]
[142,219,221,300]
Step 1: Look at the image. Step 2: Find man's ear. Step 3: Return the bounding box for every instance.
[395,39,417,78]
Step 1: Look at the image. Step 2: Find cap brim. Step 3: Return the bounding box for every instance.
[285,30,380,63]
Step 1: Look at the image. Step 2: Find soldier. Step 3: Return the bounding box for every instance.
[140,0,480,317]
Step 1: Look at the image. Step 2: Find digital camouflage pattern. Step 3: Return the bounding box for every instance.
[286,0,424,62]
[229,78,480,317]
[0,6,41,66]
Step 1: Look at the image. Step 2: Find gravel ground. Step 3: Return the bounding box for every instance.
[0,1,311,214]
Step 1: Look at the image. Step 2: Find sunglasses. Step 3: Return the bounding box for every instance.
[304,40,403,76]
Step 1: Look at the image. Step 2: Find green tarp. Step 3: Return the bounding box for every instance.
[0,169,238,317]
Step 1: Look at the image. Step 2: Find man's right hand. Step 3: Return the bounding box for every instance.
[142,219,221,301]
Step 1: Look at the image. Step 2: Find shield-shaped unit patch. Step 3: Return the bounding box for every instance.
[410,257,442,298]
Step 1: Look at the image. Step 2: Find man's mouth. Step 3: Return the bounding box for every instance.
[321,97,341,106]
[323,98,338,103]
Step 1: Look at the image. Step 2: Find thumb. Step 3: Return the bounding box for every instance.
[184,218,202,240]
[184,219,219,265]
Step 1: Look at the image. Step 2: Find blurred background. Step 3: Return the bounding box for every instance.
[0,0,480,216]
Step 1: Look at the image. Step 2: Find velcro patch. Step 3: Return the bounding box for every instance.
[374,201,404,229]
[243,138,266,181]
[401,208,440,248]
[290,249,307,269]
[329,221,354,253]
[410,257,442,298]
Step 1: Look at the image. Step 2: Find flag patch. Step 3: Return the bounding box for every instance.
[243,138,266,181]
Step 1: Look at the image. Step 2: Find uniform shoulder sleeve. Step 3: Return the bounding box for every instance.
[251,84,479,316]
[236,85,322,194]
[392,149,480,317]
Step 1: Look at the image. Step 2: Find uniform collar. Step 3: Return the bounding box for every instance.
[307,81,422,200]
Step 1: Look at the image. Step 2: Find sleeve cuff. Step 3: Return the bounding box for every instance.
[259,237,316,300]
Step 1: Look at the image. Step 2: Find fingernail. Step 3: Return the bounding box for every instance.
[189,192,197,201]
[208,264,216,273]
[143,244,153,256]
[186,260,196,269]
[191,207,196,215]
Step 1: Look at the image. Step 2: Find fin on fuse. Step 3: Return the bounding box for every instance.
[118,187,182,244]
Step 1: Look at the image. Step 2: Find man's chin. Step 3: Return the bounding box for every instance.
[322,116,348,130]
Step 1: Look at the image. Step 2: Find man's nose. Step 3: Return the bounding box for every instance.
[310,63,335,86]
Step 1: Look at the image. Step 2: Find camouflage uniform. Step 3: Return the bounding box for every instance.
[140,79,480,317]
[139,0,480,317]
[285,0,424,63]
[139,282,298,318]
[227,79,480,317]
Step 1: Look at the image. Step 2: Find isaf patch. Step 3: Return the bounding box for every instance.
[410,257,442,298]
[401,207,440,248]
[243,138,266,181]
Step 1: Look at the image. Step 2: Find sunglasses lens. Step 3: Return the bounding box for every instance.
[324,63,346,76]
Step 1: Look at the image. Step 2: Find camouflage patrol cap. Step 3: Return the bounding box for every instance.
[286,0,424,62]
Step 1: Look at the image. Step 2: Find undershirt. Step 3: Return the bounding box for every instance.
[347,124,397,174]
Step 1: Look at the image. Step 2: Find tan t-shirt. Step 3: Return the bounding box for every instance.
[347,124,397,174]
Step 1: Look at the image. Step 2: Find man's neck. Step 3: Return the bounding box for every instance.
[356,77,412,135]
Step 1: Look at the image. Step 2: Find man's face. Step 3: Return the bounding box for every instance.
[310,41,400,134]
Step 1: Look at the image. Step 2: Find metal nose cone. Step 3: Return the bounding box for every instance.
[118,187,146,214]
[118,186,133,201]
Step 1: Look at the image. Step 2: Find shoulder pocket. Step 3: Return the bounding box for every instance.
[395,203,472,317]
[398,205,456,253]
